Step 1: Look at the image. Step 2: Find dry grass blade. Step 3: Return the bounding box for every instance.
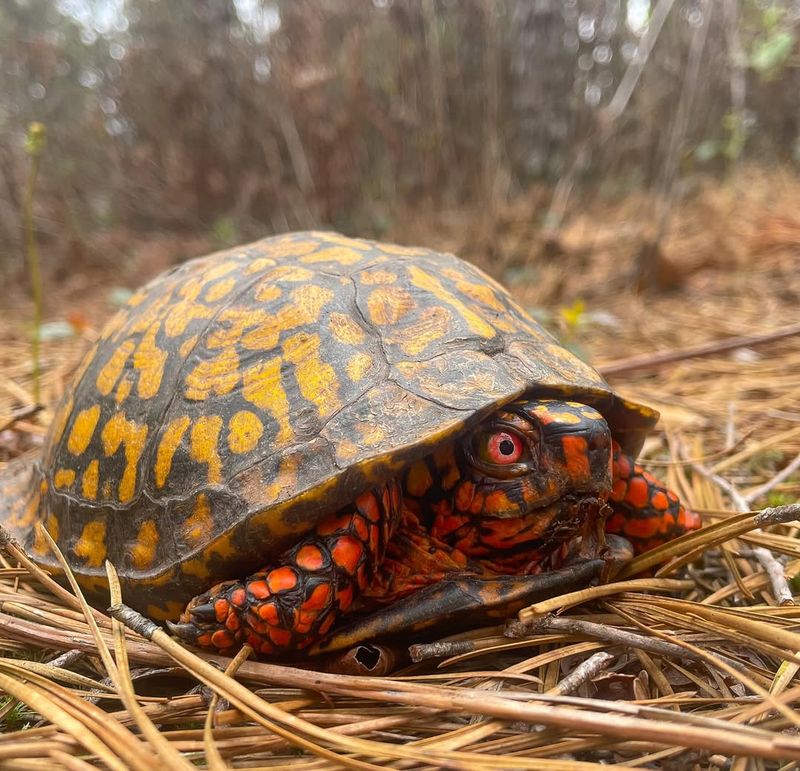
[0,669,126,769]
[111,604,550,768]
[616,503,800,579]
[0,528,110,626]
[517,578,693,621]
[105,561,196,771]
[31,528,163,770]
[0,657,113,693]
[608,602,800,728]
[644,598,800,653]
[202,642,253,770]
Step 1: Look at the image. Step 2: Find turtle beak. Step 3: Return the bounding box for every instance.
[535,404,613,498]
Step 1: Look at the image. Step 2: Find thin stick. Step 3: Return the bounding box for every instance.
[650,0,712,245]
[749,547,794,606]
[598,322,800,376]
[508,616,750,676]
[602,0,678,123]
[544,0,677,235]
[22,122,46,405]
[694,469,794,605]
[745,451,800,505]
[550,651,614,697]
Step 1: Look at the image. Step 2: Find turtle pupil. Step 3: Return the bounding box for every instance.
[499,438,515,456]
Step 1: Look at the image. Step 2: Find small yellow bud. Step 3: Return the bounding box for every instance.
[25,122,47,156]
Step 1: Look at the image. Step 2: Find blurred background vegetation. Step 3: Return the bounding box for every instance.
[1,0,800,296]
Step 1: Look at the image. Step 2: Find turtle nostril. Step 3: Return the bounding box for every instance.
[588,433,610,452]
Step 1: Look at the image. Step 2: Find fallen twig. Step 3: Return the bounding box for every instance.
[506,615,750,676]
[549,651,614,696]
[598,321,800,376]
[693,470,795,605]
[0,404,43,433]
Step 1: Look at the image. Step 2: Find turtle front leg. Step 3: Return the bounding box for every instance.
[605,441,701,553]
[169,481,400,656]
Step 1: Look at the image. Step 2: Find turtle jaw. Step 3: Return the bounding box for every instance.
[534,494,611,567]
[576,496,612,561]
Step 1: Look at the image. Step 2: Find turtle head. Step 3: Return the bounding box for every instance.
[454,399,613,546]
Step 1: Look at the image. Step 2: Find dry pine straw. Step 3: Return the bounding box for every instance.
[1,262,800,768]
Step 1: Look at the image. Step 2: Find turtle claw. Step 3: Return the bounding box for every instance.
[188,602,217,622]
[166,620,200,643]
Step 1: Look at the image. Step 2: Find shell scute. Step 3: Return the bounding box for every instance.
[354,256,513,364]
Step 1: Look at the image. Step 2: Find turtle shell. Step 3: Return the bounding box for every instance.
[0,231,657,620]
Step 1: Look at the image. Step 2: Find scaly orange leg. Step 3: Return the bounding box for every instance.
[605,441,701,553]
[169,481,400,656]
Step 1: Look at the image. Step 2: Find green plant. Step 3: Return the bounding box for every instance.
[22,121,46,405]
[212,216,239,249]
[749,4,796,81]
[694,112,749,166]
[0,696,35,732]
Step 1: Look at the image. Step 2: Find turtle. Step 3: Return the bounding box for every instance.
[0,231,699,658]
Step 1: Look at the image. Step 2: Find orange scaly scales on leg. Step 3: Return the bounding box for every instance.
[172,482,400,655]
[605,441,701,553]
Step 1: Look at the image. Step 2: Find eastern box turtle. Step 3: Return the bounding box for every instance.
[0,232,699,657]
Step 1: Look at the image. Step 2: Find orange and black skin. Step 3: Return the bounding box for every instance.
[171,399,700,656]
[606,445,698,553]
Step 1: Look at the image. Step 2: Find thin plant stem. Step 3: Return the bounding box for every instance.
[22,121,46,406]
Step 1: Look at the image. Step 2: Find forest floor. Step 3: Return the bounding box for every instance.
[0,167,799,767]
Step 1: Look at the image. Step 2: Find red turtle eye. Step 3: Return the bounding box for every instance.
[476,431,525,465]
